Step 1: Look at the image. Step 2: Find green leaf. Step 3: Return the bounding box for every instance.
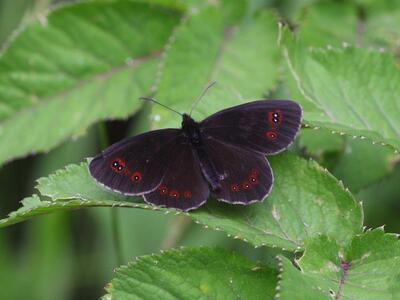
[363,1,400,57]
[190,154,362,251]
[333,138,394,192]
[299,128,344,155]
[283,39,400,152]
[297,1,358,47]
[0,1,180,165]
[276,229,400,299]
[297,0,400,56]
[0,154,362,253]
[153,4,281,127]
[104,247,277,300]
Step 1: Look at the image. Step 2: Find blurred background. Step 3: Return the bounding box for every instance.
[0,0,399,299]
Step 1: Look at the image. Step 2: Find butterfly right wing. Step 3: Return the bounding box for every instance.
[200,100,302,155]
[89,129,180,196]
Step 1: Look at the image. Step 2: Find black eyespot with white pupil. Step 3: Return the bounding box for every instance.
[111,160,124,172]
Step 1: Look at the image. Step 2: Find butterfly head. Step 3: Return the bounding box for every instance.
[182,114,201,144]
[182,113,196,128]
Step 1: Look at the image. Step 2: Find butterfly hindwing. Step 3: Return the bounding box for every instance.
[200,100,302,155]
[143,141,210,211]
[89,129,180,195]
[203,137,273,204]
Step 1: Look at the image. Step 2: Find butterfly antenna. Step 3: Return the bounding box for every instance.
[139,97,183,116]
[189,81,217,116]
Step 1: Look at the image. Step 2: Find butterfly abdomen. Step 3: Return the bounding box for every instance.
[182,114,221,191]
[196,146,221,191]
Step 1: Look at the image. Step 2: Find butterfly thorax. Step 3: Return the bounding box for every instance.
[181,114,202,145]
[181,114,221,191]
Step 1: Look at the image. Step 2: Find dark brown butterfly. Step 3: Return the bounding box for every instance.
[89,100,302,211]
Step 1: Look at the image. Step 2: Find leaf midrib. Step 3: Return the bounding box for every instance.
[0,49,162,125]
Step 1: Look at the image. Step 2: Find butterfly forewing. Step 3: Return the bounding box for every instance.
[200,100,302,155]
[143,141,209,211]
[89,129,180,195]
[203,137,273,204]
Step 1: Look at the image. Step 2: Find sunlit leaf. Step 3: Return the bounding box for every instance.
[0,1,180,165]
[153,4,281,127]
[283,38,400,152]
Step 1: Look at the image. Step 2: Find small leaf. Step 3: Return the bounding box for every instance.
[0,154,362,252]
[153,4,281,127]
[0,1,180,165]
[104,247,277,300]
[276,229,400,300]
[283,39,400,152]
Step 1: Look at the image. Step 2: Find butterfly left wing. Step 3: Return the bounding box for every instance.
[201,136,273,204]
[200,100,302,155]
[143,142,210,211]
[89,129,180,196]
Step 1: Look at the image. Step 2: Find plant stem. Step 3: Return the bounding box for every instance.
[161,216,192,249]
[97,123,125,265]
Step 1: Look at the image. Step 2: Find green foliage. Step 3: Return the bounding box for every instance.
[0,0,180,165]
[284,43,400,152]
[104,247,277,300]
[277,229,400,299]
[0,153,362,253]
[154,3,280,127]
[1,0,400,299]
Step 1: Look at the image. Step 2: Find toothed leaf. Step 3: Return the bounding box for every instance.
[277,229,400,299]
[0,1,180,165]
[153,5,281,127]
[284,39,400,152]
[1,154,362,253]
[104,247,277,300]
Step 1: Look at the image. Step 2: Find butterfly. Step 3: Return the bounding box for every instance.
[89,100,302,211]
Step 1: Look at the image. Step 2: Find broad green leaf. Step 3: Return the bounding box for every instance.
[359,1,400,56]
[190,154,362,251]
[153,4,281,127]
[333,138,394,192]
[297,1,358,47]
[0,0,180,165]
[297,0,400,55]
[283,39,400,152]
[0,195,145,228]
[0,154,362,252]
[299,129,344,155]
[104,247,277,300]
[276,229,400,300]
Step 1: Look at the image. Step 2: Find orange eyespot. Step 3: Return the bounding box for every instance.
[131,171,142,182]
[242,181,251,190]
[249,175,258,183]
[231,184,240,192]
[265,131,277,140]
[159,185,168,195]
[183,191,192,199]
[169,190,180,199]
